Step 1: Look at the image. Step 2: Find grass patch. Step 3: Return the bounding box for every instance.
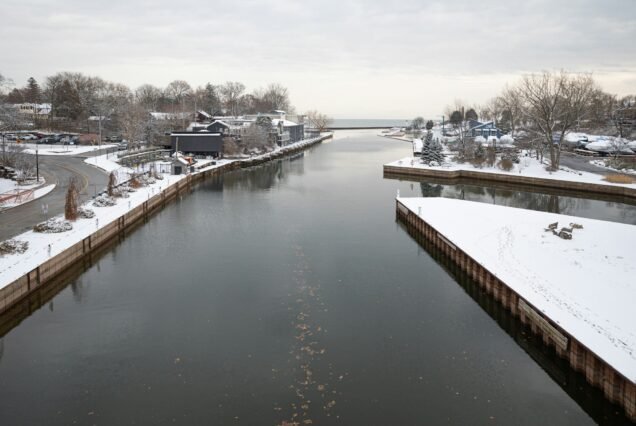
[603,174,636,184]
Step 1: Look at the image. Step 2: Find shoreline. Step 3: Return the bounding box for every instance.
[0,134,332,314]
[396,197,636,421]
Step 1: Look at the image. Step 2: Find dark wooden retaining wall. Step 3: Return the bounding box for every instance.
[396,199,636,421]
[384,165,636,201]
[0,134,330,316]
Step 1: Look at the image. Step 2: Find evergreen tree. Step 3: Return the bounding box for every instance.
[421,130,435,164]
[24,77,41,103]
[430,138,444,165]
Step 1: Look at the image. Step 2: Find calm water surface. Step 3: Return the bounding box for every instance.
[0,131,634,425]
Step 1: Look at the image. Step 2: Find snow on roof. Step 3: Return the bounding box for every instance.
[197,110,212,118]
[271,119,300,127]
[171,132,221,136]
[469,121,498,130]
[586,139,634,154]
[150,112,190,120]
[399,197,636,382]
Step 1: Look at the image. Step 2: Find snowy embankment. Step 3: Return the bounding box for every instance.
[386,155,636,190]
[21,144,117,156]
[1,134,328,292]
[399,197,636,382]
[0,172,188,290]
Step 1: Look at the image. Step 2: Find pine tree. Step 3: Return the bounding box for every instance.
[25,77,41,103]
[420,130,434,164]
[430,138,444,165]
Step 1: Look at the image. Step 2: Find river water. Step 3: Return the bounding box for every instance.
[0,131,634,425]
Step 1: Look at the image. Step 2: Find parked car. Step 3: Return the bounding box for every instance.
[117,142,128,150]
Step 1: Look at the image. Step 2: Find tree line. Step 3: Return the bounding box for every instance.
[0,71,297,142]
[439,71,635,170]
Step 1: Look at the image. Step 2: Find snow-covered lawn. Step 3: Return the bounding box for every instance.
[387,153,636,189]
[19,144,117,156]
[399,197,636,382]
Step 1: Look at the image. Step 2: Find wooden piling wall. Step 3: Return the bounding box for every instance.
[395,199,636,421]
[0,134,330,316]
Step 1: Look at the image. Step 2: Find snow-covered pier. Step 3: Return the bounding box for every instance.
[396,197,636,420]
[384,159,636,201]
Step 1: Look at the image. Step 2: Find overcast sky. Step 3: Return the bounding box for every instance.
[1,0,635,118]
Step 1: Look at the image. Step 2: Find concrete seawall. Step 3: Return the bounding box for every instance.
[384,165,636,201]
[395,199,636,421]
[0,134,330,316]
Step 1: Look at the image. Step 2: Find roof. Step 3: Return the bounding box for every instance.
[469,120,500,131]
[171,132,221,137]
[272,119,301,127]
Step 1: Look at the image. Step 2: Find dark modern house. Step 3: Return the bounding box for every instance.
[169,132,223,157]
[467,120,502,138]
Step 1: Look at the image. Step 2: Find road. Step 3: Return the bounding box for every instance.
[558,151,612,174]
[0,152,108,241]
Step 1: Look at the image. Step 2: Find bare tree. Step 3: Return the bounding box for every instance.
[107,171,117,196]
[305,110,331,132]
[135,84,162,111]
[165,80,192,106]
[219,82,246,116]
[119,100,148,147]
[65,177,80,221]
[516,71,596,170]
[497,85,523,138]
[242,124,272,153]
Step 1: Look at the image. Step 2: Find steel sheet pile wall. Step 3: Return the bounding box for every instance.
[384,165,636,201]
[396,200,636,421]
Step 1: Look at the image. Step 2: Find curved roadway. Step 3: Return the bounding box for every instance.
[0,152,108,240]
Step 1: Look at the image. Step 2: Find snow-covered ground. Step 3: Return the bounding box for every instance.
[19,144,117,156]
[399,197,636,382]
[0,171,192,290]
[590,159,636,175]
[387,153,636,189]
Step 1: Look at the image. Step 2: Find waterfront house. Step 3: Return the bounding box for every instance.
[169,132,224,158]
[467,120,502,139]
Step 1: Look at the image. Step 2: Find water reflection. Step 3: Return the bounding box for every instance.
[408,179,636,225]
[223,152,306,192]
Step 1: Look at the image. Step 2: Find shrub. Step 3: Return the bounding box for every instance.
[486,147,497,167]
[0,239,29,255]
[470,157,485,168]
[34,219,73,233]
[497,158,514,171]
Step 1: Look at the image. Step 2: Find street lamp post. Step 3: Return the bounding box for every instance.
[35,143,39,183]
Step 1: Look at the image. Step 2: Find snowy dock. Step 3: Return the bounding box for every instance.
[384,158,636,201]
[396,197,636,420]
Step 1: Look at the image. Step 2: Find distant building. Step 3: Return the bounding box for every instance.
[467,120,502,139]
[272,119,304,145]
[169,132,223,158]
[15,103,51,117]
